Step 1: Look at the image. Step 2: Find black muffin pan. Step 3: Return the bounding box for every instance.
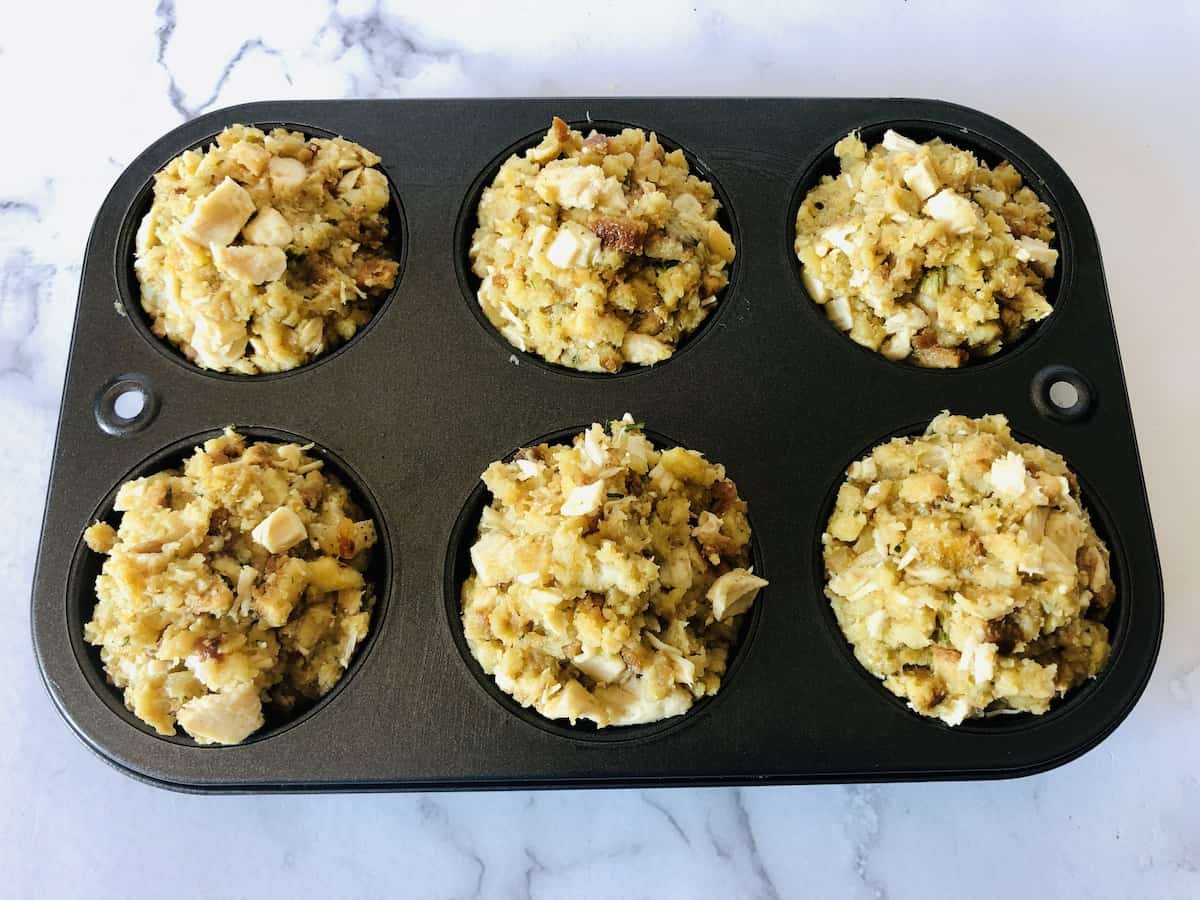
[32,98,1163,791]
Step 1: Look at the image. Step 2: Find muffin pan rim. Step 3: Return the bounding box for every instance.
[31,97,1164,791]
[112,120,411,383]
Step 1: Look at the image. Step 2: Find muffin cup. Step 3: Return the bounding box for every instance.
[812,418,1130,735]
[443,424,766,745]
[115,121,409,381]
[66,426,394,748]
[453,119,742,378]
[787,118,1073,372]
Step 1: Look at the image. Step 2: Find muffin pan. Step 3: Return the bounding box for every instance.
[31,98,1163,791]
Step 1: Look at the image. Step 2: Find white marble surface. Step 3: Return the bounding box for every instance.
[2,2,1197,897]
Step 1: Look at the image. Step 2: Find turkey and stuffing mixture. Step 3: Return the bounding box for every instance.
[83,430,378,745]
[795,130,1057,367]
[461,415,766,727]
[135,124,399,374]
[469,118,736,372]
[823,413,1114,725]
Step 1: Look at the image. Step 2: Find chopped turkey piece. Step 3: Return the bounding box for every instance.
[644,633,696,685]
[229,140,271,176]
[1014,235,1059,274]
[337,167,363,195]
[545,225,600,269]
[527,223,552,257]
[178,177,255,247]
[707,569,769,621]
[597,682,692,725]
[241,207,294,247]
[880,330,913,360]
[923,189,979,234]
[560,480,605,517]
[802,269,829,302]
[989,452,1028,498]
[295,318,324,354]
[176,683,264,746]
[572,651,627,684]
[826,296,854,332]
[902,158,940,200]
[705,220,736,261]
[212,244,287,284]
[190,315,248,368]
[514,458,540,480]
[268,156,307,191]
[251,506,308,553]
[882,130,920,153]
[621,332,671,365]
[821,223,857,256]
[540,679,596,723]
[534,163,609,209]
[527,588,563,617]
[235,565,258,610]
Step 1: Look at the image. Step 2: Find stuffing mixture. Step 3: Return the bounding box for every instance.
[135,124,399,374]
[461,415,766,726]
[823,413,1113,724]
[469,117,736,372]
[83,429,378,745]
[795,130,1057,367]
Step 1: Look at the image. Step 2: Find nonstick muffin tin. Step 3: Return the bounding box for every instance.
[32,98,1163,792]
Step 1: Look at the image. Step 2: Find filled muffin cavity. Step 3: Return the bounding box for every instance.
[135,124,399,374]
[795,130,1057,367]
[823,413,1113,724]
[83,430,378,745]
[460,415,765,727]
[470,118,736,372]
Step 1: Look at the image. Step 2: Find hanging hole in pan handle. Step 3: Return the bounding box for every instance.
[1032,364,1094,423]
[94,373,160,436]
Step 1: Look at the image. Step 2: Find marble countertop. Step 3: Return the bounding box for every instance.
[2,2,1197,897]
